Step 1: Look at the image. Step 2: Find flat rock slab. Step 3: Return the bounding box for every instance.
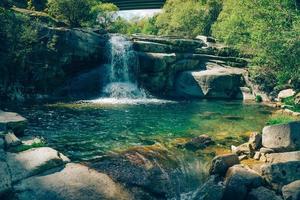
[0,112,27,136]
[264,151,300,163]
[14,163,132,200]
[7,147,69,182]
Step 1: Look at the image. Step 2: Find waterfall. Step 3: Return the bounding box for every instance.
[102,35,146,99]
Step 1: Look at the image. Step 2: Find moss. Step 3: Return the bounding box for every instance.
[266,115,299,126]
[8,141,46,153]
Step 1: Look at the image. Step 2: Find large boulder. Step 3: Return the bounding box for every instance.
[260,161,300,190]
[223,165,263,200]
[262,122,300,151]
[193,175,224,200]
[0,112,27,136]
[175,67,245,99]
[247,186,283,200]
[0,161,11,196]
[14,163,132,200]
[6,147,69,182]
[282,180,300,200]
[209,154,240,175]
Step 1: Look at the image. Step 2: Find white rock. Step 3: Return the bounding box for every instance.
[7,147,69,182]
[278,89,296,100]
[0,112,27,136]
[4,132,22,147]
[14,163,132,200]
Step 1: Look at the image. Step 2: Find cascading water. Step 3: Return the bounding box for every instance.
[102,35,147,99]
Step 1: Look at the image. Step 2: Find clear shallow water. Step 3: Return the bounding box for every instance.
[13,100,273,161]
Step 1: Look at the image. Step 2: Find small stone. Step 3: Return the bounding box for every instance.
[239,155,248,161]
[248,132,262,150]
[4,132,22,148]
[260,147,275,154]
[247,186,283,200]
[278,89,296,100]
[253,152,261,160]
[282,180,300,200]
[209,154,240,175]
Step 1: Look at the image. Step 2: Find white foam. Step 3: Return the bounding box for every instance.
[87,98,174,105]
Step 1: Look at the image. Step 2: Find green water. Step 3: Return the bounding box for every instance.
[13,100,273,161]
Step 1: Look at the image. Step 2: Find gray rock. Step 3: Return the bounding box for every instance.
[0,112,28,136]
[209,154,240,175]
[260,147,275,154]
[253,152,261,160]
[247,186,283,200]
[248,132,262,150]
[223,165,262,200]
[261,161,300,190]
[7,147,69,182]
[0,161,12,195]
[264,151,300,163]
[193,175,224,200]
[262,122,300,151]
[278,89,296,101]
[14,163,132,200]
[282,180,300,200]
[239,155,248,161]
[4,132,22,148]
[175,67,245,99]
[133,40,172,53]
[232,143,253,155]
[238,87,255,101]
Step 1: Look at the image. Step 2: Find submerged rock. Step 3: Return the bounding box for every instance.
[209,154,240,176]
[262,122,300,151]
[7,147,69,182]
[14,163,132,200]
[282,180,300,200]
[246,186,283,200]
[184,134,214,150]
[0,112,27,136]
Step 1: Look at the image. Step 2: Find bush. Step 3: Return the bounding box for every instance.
[266,115,298,125]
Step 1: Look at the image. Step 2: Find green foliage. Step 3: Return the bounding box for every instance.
[266,115,298,125]
[212,0,300,91]
[156,0,222,37]
[282,96,300,112]
[255,95,263,103]
[47,0,94,27]
[8,141,46,153]
[90,2,118,29]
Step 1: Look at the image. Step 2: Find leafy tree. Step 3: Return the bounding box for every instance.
[91,2,118,30]
[47,0,94,27]
[155,0,222,37]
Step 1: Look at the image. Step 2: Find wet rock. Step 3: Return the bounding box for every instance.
[4,132,22,148]
[282,180,300,200]
[248,132,262,150]
[184,134,214,150]
[247,186,283,200]
[259,147,275,154]
[7,147,69,182]
[0,112,27,136]
[209,154,240,175]
[223,165,263,200]
[278,89,296,101]
[0,161,11,195]
[14,163,132,200]
[261,161,300,190]
[264,151,300,163]
[193,175,224,200]
[262,122,300,151]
